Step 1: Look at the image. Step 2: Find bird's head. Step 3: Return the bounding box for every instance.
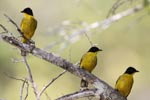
[21,7,33,16]
[88,46,102,52]
[125,67,139,74]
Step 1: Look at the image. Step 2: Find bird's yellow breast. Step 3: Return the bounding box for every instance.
[115,74,134,97]
[80,52,97,72]
[20,13,37,43]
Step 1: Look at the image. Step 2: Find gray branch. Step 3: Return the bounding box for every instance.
[1,35,126,100]
[56,89,97,100]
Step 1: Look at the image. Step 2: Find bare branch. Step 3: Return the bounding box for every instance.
[20,78,29,100]
[56,89,97,100]
[22,56,39,100]
[38,70,67,98]
[2,35,126,100]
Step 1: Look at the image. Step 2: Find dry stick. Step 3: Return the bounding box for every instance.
[38,70,67,98]
[22,56,39,100]
[56,89,97,100]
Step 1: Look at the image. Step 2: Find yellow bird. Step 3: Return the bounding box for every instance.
[79,46,102,89]
[115,67,139,98]
[20,7,37,43]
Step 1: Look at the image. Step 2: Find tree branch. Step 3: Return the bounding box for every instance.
[56,89,97,100]
[1,35,126,100]
[38,70,67,98]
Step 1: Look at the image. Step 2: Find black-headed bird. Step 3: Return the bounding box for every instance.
[79,46,102,89]
[20,7,37,43]
[115,67,139,98]
[20,7,37,56]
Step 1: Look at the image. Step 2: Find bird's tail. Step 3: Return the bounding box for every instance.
[80,79,88,90]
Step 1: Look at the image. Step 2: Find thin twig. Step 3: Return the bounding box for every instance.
[56,89,97,100]
[45,92,51,100]
[20,78,29,100]
[4,72,26,82]
[38,70,67,98]
[84,32,93,46]
[0,24,8,33]
[22,56,39,100]
[0,24,13,36]
[24,79,29,100]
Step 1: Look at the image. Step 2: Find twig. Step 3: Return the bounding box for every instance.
[22,56,39,100]
[24,79,29,100]
[45,92,51,100]
[38,70,67,98]
[56,89,97,100]
[0,24,13,36]
[0,24,8,33]
[84,32,93,46]
[4,72,26,82]
[20,78,29,100]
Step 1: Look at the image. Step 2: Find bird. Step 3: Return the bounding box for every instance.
[115,67,139,98]
[79,46,102,89]
[20,7,37,56]
[20,7,37,43]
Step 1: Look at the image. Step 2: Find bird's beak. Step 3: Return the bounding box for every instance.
[136,70,139,72]
[99,48,103,51]
[21,10,24,13]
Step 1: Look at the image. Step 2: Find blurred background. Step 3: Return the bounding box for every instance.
[0,0,150,100]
